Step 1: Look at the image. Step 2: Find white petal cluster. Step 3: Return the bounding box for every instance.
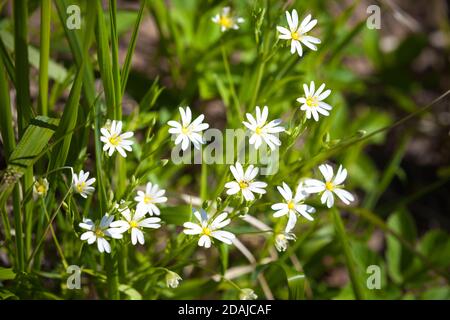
[277,10,321,57]
[134,182,168,216]
[304,164,355,208]
[212,7,244,32]
[271,182,315,231]
[243,106,285,150]
[100,120,134,157]
[168,107,209,151]
[183,210,235,248]
[72,170,96,198]
[225,162,267,201]
[79,214,124,253]
[297,81,332,121]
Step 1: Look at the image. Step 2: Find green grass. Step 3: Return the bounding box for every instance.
[0,0,449,300]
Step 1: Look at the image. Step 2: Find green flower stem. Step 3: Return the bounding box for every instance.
[221,44,243,123]
[41,198,68,269]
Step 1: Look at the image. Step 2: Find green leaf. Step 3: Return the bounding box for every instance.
[418,230,450,269]
[0,116,59,206]
[0,30,68,84]
[160,205,191,226]
[0,267,15,280]
[118,284,142,300]
[386,210,417,284]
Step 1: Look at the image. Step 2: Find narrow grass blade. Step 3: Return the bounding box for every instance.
[331,208,366,299]
[95,1,116,118]
[13,0,32,135]
[38,0,51,116]
[121,0,145,95]
[48,66,84,171]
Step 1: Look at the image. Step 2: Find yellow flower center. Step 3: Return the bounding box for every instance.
[255,127,262,135]
[325,181,334,191]
[291,31,301,40]
[76,182,86,193]
[287,201,295,210]
[181,126,189,134]
[239,180,249,189]
[306,96,318,107]
[202,227,211,236]
[143,196,152,204]
[130,220,139,228]
[109,134,122,146]
[95,228,104,238]
[37,184,46,194]
[219,15,233,28]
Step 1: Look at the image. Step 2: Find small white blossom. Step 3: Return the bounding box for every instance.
[33,177,49,199]
[168,106,209,151]
[274,232,296,252]
[276,10,321,57]
[212,7,244,32]
[166,271,182,288]
[271,182,315,231]
[243,106,285,150]
[304,164,355,208]
[183,210,235,248]
[79,214,123,254]
[134,182,168,216]
[100,120,134,157]
[239,288,257,300]
[110,208,161,245]
[225,162,267,202]
[72,170,96,198]
[297,81,332,121]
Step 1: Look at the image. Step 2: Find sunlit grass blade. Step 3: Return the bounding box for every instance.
[0,116,59,206]
[109,0,122,119]
[121,0,145,95]
[95,0,116,118]
[48,66,84,171]
[38,0,51,116]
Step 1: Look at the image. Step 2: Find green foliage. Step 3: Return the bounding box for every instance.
[0,0,448,300]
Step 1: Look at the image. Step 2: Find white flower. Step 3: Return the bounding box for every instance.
[297,81,332,121]
[276,10,321,57]
[33,177,49,199]
[243,106,285,150]
[100,120,134,157]
[110,208,161,245]
[134,182,168,216]
[271,182,316,231]
[183,210,235,248]
[72,170,96,198]
[168,106,209,151]
[212,7,244,32]
[274,232,296,252]
[225,162,267,202]
[304,164,355,208]
[166,271,182,288]
[239,288,257,300]
[79,214,123,254]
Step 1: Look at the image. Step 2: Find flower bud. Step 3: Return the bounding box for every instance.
[165,271,182,289]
